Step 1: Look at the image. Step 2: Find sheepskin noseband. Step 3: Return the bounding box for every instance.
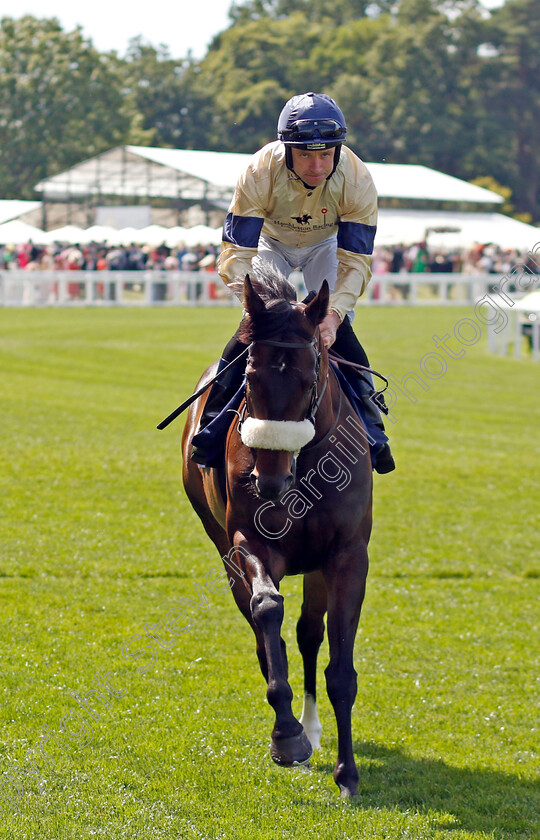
[240,417,315,452]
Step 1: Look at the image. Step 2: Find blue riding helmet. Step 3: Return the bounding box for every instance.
[277,92,347,149]
[277,92,347,181]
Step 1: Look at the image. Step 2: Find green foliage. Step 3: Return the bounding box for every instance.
[197,13,322,151]
[347,4,479,169]
[1,1,539,219]
[195,0,540,217]
[0,16,147,199]
[469,176,519,218]
[478,0,540,220]
[230,0,395,25]
[120,38,216,149]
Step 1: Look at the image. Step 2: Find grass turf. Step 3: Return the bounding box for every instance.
[0,305,538,840]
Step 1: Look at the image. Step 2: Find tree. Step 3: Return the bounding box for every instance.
[480,0,540,220]
[198,13,327,152]
[339,0,484,171]
[120,39,215,150]
[0,16,147,199]
[229,0,395,25]
[2,3,537,220]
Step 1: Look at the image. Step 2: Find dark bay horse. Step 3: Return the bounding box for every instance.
[181,268,373,797]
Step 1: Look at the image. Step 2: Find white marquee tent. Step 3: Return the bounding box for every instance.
[376,209,539,250]
[0,200,41,226]
[180,225,222,246]
[34,146,505,209]
[1,212,538,251]
[40,225,86,244]
[0,219,47,243]
[20,144,536,252]
[508,290,540,312]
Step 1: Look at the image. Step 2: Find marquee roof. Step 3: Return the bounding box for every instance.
[2,208,535,251]
[0,200,41,225]
[34,145,503,207]
[34,146,250,206]
[376,209,538,249]
[367,164,502,205]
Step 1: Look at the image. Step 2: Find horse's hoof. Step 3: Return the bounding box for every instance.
[339,784,359,799]
[270,730,313,767]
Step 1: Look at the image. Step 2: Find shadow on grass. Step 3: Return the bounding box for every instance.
[312,740,539,838]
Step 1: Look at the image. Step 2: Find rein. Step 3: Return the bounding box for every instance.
[328,349,389,414]
[328,349,388,389]
[156,337,388,432]
[157,345,250,430]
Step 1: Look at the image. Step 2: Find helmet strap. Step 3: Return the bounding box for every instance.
[284,143,342,188]
[331,144,342,176]
[284,144,295,173]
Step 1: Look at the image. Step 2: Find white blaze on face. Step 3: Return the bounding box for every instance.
[240,418,315,452]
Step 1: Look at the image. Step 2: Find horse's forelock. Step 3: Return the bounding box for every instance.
[249,258,297,304]
[237,260,313,344]
[228,260,298,306]
[239,299,312,344]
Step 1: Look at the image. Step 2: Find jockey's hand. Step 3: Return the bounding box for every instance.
[319,310,342,348]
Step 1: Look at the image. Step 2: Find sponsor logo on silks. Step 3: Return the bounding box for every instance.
[306,142,326,150]
[274,219,332,232]
[292,214,312,225]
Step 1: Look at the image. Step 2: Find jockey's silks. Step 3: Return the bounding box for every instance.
[218,141,378,322]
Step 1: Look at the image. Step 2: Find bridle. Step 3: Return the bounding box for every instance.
[240,333,328,432]
[157,327,388,434]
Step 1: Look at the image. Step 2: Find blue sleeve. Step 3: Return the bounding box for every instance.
[337,221,377,255]
[222,213,264,248]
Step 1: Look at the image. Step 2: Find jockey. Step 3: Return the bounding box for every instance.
[191,91,395,474]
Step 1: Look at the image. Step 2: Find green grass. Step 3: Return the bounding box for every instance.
[0,306,538,840]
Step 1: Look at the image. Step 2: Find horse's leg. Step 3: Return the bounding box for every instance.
[221,550,274,685]
[235,535,312,767]
[324,545,368,798]
[296,570,327,750]
[183,478,284,685]
[182,460,274,675]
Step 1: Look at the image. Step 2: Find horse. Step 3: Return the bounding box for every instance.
[181,265,373,797]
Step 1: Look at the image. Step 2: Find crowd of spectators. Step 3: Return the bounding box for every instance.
[372,242,539,275]
[0,240,219,272]
[0,238,538,276]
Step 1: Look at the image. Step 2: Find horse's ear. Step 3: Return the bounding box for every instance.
[304,280,329,327]
[243,274,266,318]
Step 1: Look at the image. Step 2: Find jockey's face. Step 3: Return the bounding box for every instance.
[290,147,336,186]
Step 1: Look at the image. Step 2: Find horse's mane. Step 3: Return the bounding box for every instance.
[235,259,313,344]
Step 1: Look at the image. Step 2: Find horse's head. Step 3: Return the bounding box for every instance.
[237,266,329,502]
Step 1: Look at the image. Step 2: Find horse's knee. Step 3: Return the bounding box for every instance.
[297,613,325,654]
[325,662,357,708]
[250,590,284,628]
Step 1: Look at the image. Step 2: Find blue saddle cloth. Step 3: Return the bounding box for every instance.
[191,363,388,470]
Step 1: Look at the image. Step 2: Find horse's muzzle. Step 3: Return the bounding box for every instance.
[250,451,296,502]
[250,469,294,502]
